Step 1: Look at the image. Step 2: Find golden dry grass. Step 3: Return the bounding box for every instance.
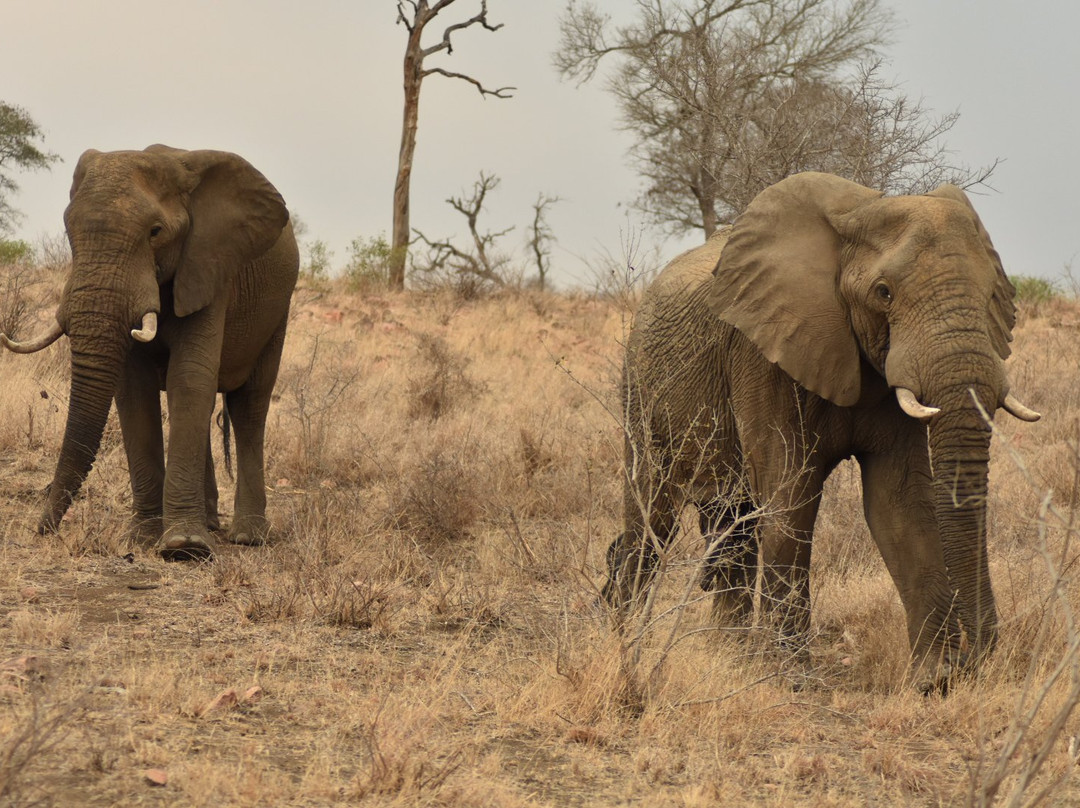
[1,271,1080,806]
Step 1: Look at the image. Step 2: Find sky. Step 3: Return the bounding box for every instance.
[2,1,1077,289]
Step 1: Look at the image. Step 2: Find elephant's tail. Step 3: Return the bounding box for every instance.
[217,398,234,480]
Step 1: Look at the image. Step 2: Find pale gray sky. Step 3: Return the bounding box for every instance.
[3,2,1077,288]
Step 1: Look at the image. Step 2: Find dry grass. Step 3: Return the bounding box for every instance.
[0,272,1079,806]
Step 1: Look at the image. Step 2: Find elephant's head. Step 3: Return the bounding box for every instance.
[2,145,289,534]
[708,172,1039,663]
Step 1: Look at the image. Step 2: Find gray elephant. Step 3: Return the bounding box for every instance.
[1,145,299,561]
[603,172,1040,688]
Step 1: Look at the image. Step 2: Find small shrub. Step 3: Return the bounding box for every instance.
[345,234,395,292]
[0,242,41,340]
[388,443,482,552]
[277,335,361,483]
[0,239,34,265]
[301,238,333,285]
[406,334,483,421]
[1011,275,1062,306]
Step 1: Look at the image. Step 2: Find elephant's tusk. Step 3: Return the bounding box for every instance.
[1,319,64,353]
[896,387,941,421]
[131,312,158,343]
[1002,393,1041,422]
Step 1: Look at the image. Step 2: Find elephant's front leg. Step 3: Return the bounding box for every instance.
[160,314,224,561]
[733,365,825,661]
[756,475,824,660]
[115,352,165,547]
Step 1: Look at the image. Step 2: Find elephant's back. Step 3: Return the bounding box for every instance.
[625,229,737,458]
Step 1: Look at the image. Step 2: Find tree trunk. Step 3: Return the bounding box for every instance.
[390,16,426,290]
[700,194,717,239]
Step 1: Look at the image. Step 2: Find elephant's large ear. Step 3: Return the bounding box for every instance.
[925,183,1015,359]
[708,172,882,406]
[170,149,289,317]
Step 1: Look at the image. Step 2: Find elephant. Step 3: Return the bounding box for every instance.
[602,172,1040,689]
[0,145,299,561]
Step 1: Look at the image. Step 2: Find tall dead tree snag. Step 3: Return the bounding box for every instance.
[391,0,514,290]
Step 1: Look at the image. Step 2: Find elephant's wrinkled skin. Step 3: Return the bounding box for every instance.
[603,172,1040,689]
[1,146,299,561]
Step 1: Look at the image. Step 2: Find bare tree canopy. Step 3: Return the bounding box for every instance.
[555,0,995,238]
[0,102,59,236]
[390,1,515,289]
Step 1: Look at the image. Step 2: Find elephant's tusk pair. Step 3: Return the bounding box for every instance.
[896,386,1042,423]
[0,320,64,353]
[896,388,940,421]
[1002,393,1041,422]
[131,312,158,343]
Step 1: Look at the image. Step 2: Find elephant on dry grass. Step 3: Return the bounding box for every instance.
[1,145,299,561]
[603,172,1040,690]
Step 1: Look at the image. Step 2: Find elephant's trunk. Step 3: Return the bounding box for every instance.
[39,310,130,533]
[926,371,999,661]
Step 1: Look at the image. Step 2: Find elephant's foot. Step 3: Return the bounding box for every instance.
[909,653,958,696]
[226,516,270,547]
[160,529,216,562]
[128,515,164,549]
[206,510,222,533]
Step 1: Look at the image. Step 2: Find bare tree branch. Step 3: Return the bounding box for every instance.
[421,0,506,57]
[420,67,515,98]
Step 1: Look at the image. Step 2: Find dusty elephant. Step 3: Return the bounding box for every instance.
[1,145,299,561]
[603,172,1040,689]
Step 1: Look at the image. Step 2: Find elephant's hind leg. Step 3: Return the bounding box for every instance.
[698,497,758,625]
[224,319,288,546]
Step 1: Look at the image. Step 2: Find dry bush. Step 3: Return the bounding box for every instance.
[0,697,85,806]
[386,432,485,554]
[406,332,483,421]
[274,332,366,485]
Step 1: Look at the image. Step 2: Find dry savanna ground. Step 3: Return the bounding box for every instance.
[3,261,1080,807]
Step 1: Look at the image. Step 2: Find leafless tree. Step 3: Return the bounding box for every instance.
[391,1,515,289]
[555,0,993,239]
[412,172,516,292]
[528,193,561,291]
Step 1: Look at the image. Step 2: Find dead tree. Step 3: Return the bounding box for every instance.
[412,172,516,292]
[528,193,560,291]
[391,1,514,290]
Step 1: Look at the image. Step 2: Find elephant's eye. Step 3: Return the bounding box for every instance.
[150,225,163,239]
[875,283,892,304]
